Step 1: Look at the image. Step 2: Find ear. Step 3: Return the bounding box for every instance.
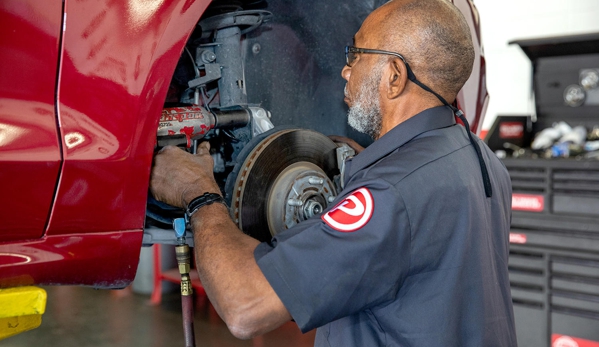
[386,58,408,99]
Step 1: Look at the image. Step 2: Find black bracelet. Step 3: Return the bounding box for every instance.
[185,192,227,220]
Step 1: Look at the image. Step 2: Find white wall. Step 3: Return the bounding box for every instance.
[475,0,599,131]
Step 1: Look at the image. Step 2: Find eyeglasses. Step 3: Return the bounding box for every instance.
[345,46,409,67]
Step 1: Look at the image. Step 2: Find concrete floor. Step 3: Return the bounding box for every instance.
[2,286,315,347]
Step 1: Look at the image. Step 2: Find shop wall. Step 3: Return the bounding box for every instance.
[476,0,599,131]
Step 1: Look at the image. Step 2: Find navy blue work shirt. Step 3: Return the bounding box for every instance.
[255,106,517,346]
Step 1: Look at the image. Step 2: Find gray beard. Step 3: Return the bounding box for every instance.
[346,65,383,139]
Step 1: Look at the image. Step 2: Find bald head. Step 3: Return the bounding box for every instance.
[365,0,475,100]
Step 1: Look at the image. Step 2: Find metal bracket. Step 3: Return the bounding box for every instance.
[188,63,222,88]
[248,106,274,137]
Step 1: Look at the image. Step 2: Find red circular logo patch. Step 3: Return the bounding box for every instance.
[321,187,374,232]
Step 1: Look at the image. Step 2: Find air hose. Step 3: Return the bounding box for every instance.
[174,219,196,347]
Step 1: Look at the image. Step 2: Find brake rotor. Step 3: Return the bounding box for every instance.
[226,128,339,242]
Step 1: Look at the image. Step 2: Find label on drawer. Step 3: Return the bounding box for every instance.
[499,122,524,139]
[509,233,527,244]
[512,193,544,212]
[552,334,599,347]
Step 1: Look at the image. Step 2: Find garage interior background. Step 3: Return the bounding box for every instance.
[475,1,599,346]
[477,0,599,132]
[3,0,599,346]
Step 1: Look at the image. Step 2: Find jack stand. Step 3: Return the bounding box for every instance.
[174,218,196,347]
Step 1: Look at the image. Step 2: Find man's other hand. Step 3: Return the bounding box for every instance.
[150,142,222,208]
[329,135,365,154]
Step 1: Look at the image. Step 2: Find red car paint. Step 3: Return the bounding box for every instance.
[0,0,212,288]
[0,0,487,289]
[0,1,62,242]
[453,0,489,134]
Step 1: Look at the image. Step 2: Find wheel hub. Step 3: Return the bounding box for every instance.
[226,128,339,241]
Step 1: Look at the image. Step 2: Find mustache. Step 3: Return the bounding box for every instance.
[344,84,349,98]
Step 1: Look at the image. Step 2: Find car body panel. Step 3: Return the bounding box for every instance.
[453,0,489,134]
[48,0,212,235]
[0,230,141,288]
[1,0,212,288]
[0,0,63,242]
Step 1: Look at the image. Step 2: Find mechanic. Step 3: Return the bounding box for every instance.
[150,0,517,345]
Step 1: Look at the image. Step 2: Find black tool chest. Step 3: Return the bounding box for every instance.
[491,33,599,346]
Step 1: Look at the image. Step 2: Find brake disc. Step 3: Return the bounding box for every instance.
[225,128,339,242]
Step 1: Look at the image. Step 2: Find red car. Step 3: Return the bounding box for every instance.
[0,0,487,337]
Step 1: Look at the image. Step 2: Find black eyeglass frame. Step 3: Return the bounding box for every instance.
[345,46,409,68]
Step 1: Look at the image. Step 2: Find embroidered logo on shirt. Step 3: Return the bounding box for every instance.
[321,187,374,232]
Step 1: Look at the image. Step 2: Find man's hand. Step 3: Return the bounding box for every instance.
[151,142,292,339]
[150,142,222,208]
[329,135,365,154]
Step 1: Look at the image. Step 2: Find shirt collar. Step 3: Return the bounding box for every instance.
[347,106,456,177]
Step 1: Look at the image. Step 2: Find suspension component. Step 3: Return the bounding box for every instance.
[197,10,273,108]
[226,129,340,241]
